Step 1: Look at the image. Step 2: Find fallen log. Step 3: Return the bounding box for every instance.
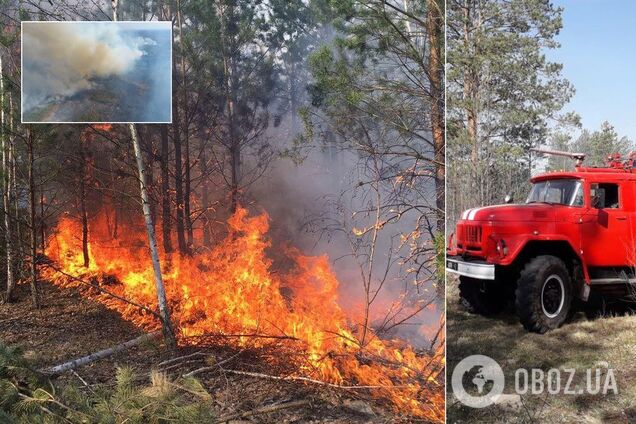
[157,351,206,367]
[212,399,310,424]
[43,332,161,375]
[182,350,244,377]
[185,332,300,342]
[220,368,408,390]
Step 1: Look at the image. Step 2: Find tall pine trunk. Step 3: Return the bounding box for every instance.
[160,125,173,253]
[40,190,45,252]
[1,54,16,302]
[219,3,240,213]
[26,128,40,308]
[463,0,480,206]
[79,135,90,268]
[171,23,187,254]
[200,136,211,247]
[427,0,445,232]
[225,56,240,213]
[176,0,193,247]
[8,93,20,283]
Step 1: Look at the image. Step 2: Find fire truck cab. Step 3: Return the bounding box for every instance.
[447,151,636,333]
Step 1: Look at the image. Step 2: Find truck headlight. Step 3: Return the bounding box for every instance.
[496,239,508,258]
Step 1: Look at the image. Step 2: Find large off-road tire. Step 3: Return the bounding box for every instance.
[458,276,507,316]
[515,255,573,333]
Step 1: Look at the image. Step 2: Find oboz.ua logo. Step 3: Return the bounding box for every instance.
[452,354,619,408]
[451,355,505,408]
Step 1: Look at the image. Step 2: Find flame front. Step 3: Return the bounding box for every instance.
[43,207,444,421]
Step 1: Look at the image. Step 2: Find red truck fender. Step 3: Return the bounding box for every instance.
[501,234,591,285]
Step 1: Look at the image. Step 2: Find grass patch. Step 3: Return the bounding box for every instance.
[447,278,636,423]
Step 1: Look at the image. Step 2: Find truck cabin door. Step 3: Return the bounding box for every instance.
[579,182,631,266]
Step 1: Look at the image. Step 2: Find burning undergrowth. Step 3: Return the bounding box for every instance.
[42,206,444,421]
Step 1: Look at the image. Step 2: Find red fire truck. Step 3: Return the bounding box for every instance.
[447,149,636,333]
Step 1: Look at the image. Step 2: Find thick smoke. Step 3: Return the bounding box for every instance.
[248,121,441,350]
[22,22,163,114]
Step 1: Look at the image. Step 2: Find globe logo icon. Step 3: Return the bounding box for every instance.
[452,355,505,408]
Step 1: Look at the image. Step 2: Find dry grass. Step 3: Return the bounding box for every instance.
[446,278,636,423]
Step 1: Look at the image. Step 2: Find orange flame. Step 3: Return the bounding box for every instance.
[92,124,113,131]
[43,207,444,420]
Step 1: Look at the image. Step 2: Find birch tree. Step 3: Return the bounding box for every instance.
[0,54,16,303]
[112,0,177,351]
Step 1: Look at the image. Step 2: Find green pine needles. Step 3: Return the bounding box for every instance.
[0,340,216,423]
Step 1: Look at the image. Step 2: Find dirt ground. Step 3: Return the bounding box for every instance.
[446,277,636,424]
[0,281,430,423]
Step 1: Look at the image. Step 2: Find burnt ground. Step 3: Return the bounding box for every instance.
[0,281,427,423]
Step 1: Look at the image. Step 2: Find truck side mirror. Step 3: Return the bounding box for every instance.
[504,194,513,204]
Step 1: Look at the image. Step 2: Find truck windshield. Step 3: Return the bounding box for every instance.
[526,179,582,206]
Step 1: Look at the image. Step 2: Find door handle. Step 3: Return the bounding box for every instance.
[616,216,627,221]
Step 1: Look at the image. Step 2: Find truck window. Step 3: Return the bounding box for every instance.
[591,183,619,209]
[526,179,582,206]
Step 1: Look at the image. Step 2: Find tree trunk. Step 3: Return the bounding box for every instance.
[229,143,240,213]
[160,125,173,253]
[79,135,90,268]
[219,3,240,213]
[44,332,161,375]
[8,93,21,283]
[289,60,299,133]
[426,0,445,232]
[140,127,157,227]
[1,54,16,302]
[463,0,480,206]
[200,136,211,247]
[176,0,193,247]
[26,128,40,308]
[130,123,177,352]
[40,190,46,253]
[113,0,177,351]
[225,58,240,213]
[171,26,187,254]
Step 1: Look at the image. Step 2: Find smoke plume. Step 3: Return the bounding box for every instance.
[22,22,164,114]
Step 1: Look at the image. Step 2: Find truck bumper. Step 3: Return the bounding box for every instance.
[446,256,495,280]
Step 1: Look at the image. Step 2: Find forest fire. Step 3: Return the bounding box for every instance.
[42,207,444,421]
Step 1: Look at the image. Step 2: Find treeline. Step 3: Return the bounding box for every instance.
[548,121,635,170]
[446,0,636,227]
[446,0,573,225]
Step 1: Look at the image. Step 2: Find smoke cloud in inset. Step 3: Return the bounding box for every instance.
[22,22,171,122]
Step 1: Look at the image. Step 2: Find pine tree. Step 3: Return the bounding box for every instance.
[447,0,574,222]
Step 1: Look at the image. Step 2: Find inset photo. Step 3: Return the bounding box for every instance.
[21,21,171,123]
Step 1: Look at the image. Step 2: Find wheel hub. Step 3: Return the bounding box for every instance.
[541,274,565,318]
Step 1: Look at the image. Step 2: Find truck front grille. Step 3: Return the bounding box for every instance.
[458,224,482,245]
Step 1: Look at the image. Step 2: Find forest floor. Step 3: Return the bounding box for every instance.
[446,277,636,424]
[0,281,420,423]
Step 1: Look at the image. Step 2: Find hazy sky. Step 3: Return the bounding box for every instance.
[549,0,636,139]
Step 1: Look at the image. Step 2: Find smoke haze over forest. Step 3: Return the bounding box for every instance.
[22,21,171,122]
